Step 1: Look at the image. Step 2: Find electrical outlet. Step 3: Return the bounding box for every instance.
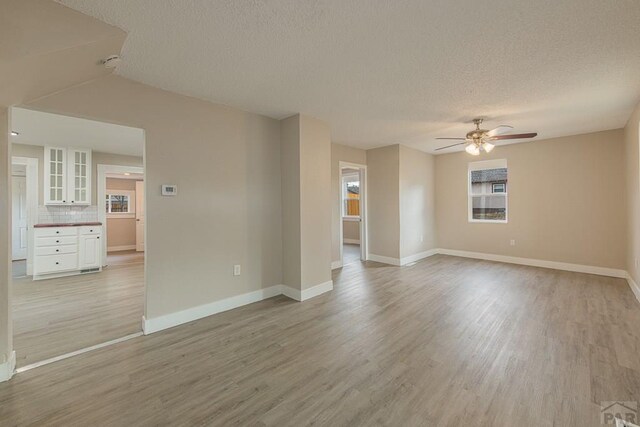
[233,265,241,276]
[510,239,516,246]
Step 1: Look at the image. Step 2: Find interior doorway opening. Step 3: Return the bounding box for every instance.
[9,107,146,371]
[339,162,367,267]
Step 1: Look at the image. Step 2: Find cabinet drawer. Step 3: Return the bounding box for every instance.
[79,226,102,235]
[36,236,78,247]
[35,253,78,274]
[35,245,78,256]
[34,227,77,237]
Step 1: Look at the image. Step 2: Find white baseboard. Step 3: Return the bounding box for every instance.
[0,351,16,383]
[438,248,627,279]
[281,280,334,302]
[369,249,438,267]
[331,260,343,270]
[143,280,334,334]
[343,239,360,244]
[400,248,439,265]
[368,253,402,266]
[108,245,136,252]
[626,273,640,304]
[142,285,283,334]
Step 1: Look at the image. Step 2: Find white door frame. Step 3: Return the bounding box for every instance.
[338,161,368,266]
[11,157,38,275]
[97,164,144,264]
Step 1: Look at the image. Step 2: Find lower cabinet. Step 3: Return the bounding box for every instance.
[33,225,102,280]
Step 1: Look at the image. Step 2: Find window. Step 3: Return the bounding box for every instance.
[105,191,134,215]
[492,183,506,193]
[342,174,360,218]
[469,159,507,222]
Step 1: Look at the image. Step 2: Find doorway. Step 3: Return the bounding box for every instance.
[339,162,367,266]
[10,107,146,370]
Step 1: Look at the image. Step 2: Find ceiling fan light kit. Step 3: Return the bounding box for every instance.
[436,118,537,155]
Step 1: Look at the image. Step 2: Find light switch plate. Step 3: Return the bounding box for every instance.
[161,184,177,196]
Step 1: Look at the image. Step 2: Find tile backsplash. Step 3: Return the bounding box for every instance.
[37,205,99,224]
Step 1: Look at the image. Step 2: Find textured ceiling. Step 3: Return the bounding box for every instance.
[56,0,640,153]
[12,107,144,156]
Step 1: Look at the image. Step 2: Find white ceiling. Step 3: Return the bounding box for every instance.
[11,107,144,156]
[56,0,640,154]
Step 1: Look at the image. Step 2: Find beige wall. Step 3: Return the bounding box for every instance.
[280,115,302,288]
[367,145,400,259]
[299,115,332,289]
[343,220,360,242]
[280,114,332,290]
[435,129,626,269]
[399,145,437,258]
[26,75,283,318]
[625,100,640,283]
[11,143,143,205]
[331,143,366,262]
[106,178,139,249]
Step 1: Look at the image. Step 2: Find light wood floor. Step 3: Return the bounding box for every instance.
[343,243,361,265]
[12,251,144,368]
[1,255,639,426]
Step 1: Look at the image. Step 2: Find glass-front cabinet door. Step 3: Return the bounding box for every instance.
[44,147,66,204]
[68,148,91,204]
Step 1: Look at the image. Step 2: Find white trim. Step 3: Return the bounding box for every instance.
[107,245,136,252]
[438,248,627,278]
[281,280,334,302]
[142,280,335,334]
[142,285,283,334]
[400,248,439,265]
[343,238,360,244]
[369,253,402,266]
[626,273,640,304]
[11,157,38,275]
[0,351,16,382]
[331,260,343,270]
[15,333,141,374]
[338,161,368,266]
[97,164,144,265]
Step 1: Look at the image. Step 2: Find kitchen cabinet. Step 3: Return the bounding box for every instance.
[33,224,102,280]
[44,147,91,205]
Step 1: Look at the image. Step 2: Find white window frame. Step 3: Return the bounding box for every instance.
[342,173,361,220]
[106,190,136,218]
[492,183,506,193]
[468,159,508,224]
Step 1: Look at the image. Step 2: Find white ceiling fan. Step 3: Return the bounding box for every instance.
[436,118,537,155]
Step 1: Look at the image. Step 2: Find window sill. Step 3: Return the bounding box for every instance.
[342,216,361,222]
[468,219,508,224]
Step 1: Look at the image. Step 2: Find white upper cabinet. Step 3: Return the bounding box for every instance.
[45,147,67,204]
[44,146,91,206]
[68,148,91,205]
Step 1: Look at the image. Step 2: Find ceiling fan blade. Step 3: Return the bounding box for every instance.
[488,132,537,140]
[435,142,466,151]
[435,137,466,140]
[486,125,513,137]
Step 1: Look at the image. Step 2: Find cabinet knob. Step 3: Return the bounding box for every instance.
[56,240,59,243]
[97,237,100,239]
[90,229,93,232]
[71,201,75,203]
[56,231,59,234]
[63,200,66,203]
[56,249,59,252]
[55,262,59,265]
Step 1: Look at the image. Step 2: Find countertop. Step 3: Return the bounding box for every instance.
[34,222,102,228]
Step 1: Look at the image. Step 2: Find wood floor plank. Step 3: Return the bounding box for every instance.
[12,251,144,367]
[1,255,639,426]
